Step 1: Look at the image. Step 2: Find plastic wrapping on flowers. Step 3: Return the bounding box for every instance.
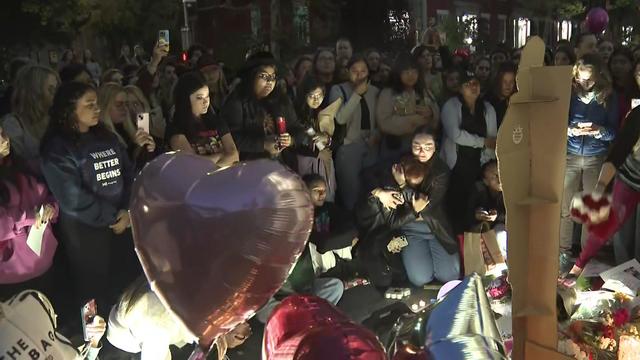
[557,290,640,359]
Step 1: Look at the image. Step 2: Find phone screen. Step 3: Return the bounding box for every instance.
[158,30,170,44]
[632,99,640,110]
[81,299,97,341]
[137,113,150,134]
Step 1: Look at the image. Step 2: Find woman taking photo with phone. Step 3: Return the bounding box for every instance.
[559,54,618,264]
[40,81,139,316]
[168,71,239,167]
[97,82,156,167]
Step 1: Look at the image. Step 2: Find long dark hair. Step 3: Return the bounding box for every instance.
[389,52,426,95]
[608,47,639,95]
[294,76,324,127]
[42,81,112,150]
[172,71,217,139]
[491,62,517,99]
[572,53,612,106]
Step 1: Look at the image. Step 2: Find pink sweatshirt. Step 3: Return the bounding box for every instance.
[0,174,59,284]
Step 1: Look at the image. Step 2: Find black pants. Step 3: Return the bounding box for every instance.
[55,213,141,318]
[0,268,54,301]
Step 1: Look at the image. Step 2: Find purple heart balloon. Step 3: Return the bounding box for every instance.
[586,7,609,34]
[129,153,313,347]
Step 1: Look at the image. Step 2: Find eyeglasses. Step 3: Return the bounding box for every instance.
[412,144,435,152]
[477,66,490,71]
[307,91,324,101]
[257,73,277,82]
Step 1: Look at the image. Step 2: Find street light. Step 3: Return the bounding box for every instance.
[182,0,197,50]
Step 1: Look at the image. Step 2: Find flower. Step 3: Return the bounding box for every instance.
[613,308,631,327]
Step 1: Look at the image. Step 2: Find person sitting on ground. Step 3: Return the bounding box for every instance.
[303,174,358,280]
[465,159,507,259]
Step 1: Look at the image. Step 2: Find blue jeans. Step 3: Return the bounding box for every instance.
[335,141,378,210]
[401,221,460,286]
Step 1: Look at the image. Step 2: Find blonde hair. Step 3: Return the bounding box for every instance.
[97,82,136,145]
[123,85,151,113]
[11,65,60,141]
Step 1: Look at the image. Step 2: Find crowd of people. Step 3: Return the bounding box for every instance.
[1,28,640,358]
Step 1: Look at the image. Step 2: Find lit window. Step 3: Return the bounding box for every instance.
[557,20,572,42]
[622,25,634,46]
[514,17,530,48]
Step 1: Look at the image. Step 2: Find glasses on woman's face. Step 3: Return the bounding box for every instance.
[307,91,324,101]
[257,72,277,83]
[412,143,435,153]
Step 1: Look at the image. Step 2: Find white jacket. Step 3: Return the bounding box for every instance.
[440,96,497,169]
[107,291,196,360]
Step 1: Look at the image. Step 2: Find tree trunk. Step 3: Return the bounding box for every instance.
[270,0,280,59]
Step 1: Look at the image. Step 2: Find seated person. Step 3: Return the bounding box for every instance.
[465,159,507,258]
[106,277,250,359]
[366,127,460,287]
[0,290,105,360]
[353,156,428,288]
[255,176,347,323]
[304,174,358,277]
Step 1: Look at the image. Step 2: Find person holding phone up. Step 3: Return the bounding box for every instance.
[559,54,619,260]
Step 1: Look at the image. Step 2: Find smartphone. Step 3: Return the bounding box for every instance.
[632,99,640,110]
[81,299,97,342]
[158,30,170,46]
[137,112,150,134]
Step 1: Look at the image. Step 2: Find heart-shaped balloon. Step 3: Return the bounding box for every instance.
[129,153,313,347]
[264,295,387,360]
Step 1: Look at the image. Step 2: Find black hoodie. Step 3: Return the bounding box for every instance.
[41,131,134,227]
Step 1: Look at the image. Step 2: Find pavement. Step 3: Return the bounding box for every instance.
[171,284,442,359]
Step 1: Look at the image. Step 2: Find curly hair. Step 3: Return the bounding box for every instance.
[43,81,110,147]
[572,53,613,106]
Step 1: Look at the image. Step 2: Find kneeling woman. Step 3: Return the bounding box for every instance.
[40,82,139,315]
[371,126,460,286]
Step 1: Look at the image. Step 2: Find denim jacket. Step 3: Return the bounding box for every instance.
[567,92,618,156]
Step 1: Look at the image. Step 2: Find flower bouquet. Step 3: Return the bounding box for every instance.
[558,292,640,359]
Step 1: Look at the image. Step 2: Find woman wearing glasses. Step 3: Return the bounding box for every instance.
[368,126,460,286]
[222,52,304,161]
[441,70,497,234]
[559,54,618,265]
[293,76,337,201]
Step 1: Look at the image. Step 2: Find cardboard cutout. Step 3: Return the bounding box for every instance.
[496,36,573,360]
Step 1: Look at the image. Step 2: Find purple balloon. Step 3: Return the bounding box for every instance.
[129,154,313,347]
[586,7,609,34]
